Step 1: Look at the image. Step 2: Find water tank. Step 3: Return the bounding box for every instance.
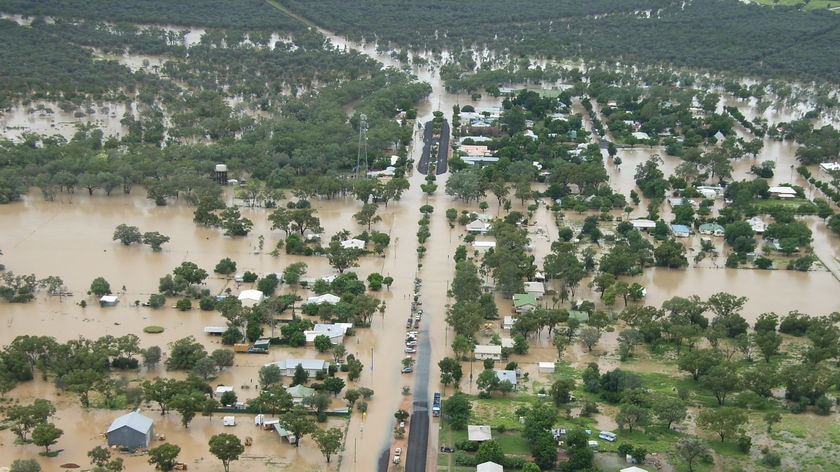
[214,164,228,184]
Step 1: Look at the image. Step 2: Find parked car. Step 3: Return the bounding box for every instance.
[401,367,414,373]
[440,446,455,453]
[405,340,417,347]
[598,431,617,442]
[394,447,402,456]
[405,348,417,353]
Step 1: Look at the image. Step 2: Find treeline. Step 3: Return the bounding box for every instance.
[279,0,840,83]
[0,0,305,31]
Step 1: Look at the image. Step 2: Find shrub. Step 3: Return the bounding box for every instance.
[143,326,165,334]
[814,396,833,415]
[762,452,782,467]
[175,298,192,311]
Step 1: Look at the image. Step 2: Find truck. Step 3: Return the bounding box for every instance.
[432,392,441,417]
[234,343,268,354]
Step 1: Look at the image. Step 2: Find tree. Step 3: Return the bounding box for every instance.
[652,396,687,429]
[292,363,309,386]
[219,206,253,236]
[32,422,62,454]
[676,438,712,472]
[9,460,40,472]
[697,407,747,442]
[475,439,505,465]
[113,224,142,245]
[142,232,170,251]
[441,392,471,430]
[142,346,162,369]
[3,398,55,442]
[353,203,381,231]
[477,369,500,394]
[313,335,333,353]
[700,363,741,405]
[148,443,181,471]
[312,427,343,463]
[578,326,602,352]
[654,239,688,268]
[550,378,575,405]
[763,411,781,433]
[323,377,346,397]
[208,433,244,472]
[754,331,782,362]
[326,241,362,273]
[172,262,208,285]
[259,364,283,387]
[89,277,112,297]
[279,405,317,447]
[214,257,237,275]
[615,403,649,433]
[166,336,207,371]
[88,445,111,468]
[677,349,722,381]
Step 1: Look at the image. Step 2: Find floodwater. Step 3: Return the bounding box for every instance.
[2,20,840,472]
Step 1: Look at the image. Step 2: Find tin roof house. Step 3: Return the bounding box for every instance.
[106,410,153,449]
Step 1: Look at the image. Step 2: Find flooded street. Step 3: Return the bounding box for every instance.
[2,17,840,472]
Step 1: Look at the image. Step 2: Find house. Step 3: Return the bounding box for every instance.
[275,424,297,444]
[304,323,352,344]
[474,345,502,361]
[106,410,153,449]
[340,238,366,250]
[768,186,797,199]
[222,416,236,426]
[512,294,538,313]
[264,359,329,377]
[696,185,724,198]
[819,162,840,172]
[698,223,725,236]
[494,369,518,387]
[285,384,315,405]
[467,425,493,442]
[99,295,119,307]
[523,281,545,300]
[237,289,264,307]
[538,362,555,373]
[466,219,492,234]
[477,461,504,472]
[473,241,497,250]
[306,293,341,305]
[668,197,685,207]
[629,219,657,230]
[204,326,226,336]
[631,131,650,141]
[503,315,516,331]
[214,386,234,397]
[747,217,767,233]
[500,338,515,349]
[671,224,691,238]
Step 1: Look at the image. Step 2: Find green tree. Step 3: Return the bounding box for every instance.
[652,396,687,429]
[148,443,181,471]
[676,438,712,472]
[88,445,111,468]
[113,224,142,245]
[172,261,208,285]
[208,433,245,472]
[700,363,741,406]
[3,398,55,442]
[475,439,505,464]
[32,422,62,454]
[292,363,309,386]
[214,257,237,275]
[323,377,346,397]
[219,206,253,236]
[142,232,170,251]
[211,349,235,371]
[578,326,602,352]
[353,203,381,231]
[166,337,208,371]
[312,427,344,463]
[9,459,41,472]
[441,392,472,430]
[326,241,362,273]
[279,405,317,447]
[550,378,575,405]
[697,407,747,442]
[615,403,649,433]
[89,277,112,297]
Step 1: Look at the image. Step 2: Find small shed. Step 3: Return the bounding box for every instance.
[538,362,555,373]
[106,410,153,449]
[204,326,226,336]
[99,295,119,307]
[467,425,492,442]
[503,316,516,331]
[215,386,234,397]
[476,461,504,472]
[223,416,236,426]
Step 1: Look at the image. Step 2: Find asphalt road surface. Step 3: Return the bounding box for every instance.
[416,119,449,176]
[404,299,433,472]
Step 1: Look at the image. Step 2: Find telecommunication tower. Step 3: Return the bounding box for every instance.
[356,113,368,179]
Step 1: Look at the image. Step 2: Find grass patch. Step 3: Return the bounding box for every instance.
[143,325,164,333]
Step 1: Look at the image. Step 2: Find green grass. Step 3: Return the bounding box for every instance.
[752,0,839,11]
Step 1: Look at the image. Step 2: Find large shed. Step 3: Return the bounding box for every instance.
[106,410,153,449]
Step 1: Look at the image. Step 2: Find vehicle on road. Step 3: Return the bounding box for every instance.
[432,392,441,417]
[405,348,417,353]
[401,367,414,373]
[405,340,417,347]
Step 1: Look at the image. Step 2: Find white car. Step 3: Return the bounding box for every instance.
[405,348,417,353]
[405,340,417,347]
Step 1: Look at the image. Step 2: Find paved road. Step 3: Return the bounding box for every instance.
[417,119,450,176]
[405,296,433,472]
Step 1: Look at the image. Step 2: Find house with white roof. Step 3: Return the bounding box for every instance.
[474,344,502,361]
[523,281,545,299]
[340,238,366,250]
[238,289,264,307]
[768,186,797,199]
[477,461,504,472]
[265,359,329,377]
[494,369,518,387]
[304,323,353,344]
[466,219,492,234]
[306,293,341,305]
[467,425,493,442]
